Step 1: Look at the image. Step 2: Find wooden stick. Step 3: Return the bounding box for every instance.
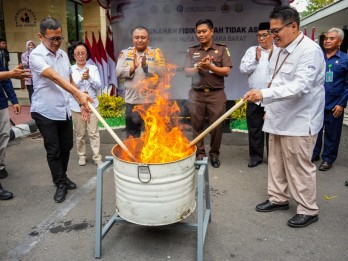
[189,99,246,147]
[88,102,136,161]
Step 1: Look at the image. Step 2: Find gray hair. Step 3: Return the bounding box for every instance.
[327,27,344,40]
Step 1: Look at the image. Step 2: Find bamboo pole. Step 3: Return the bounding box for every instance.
[88,102,136,161]
[189,99,246,147]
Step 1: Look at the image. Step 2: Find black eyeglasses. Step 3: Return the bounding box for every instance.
[257,33,270,39]
[268,22,293,35]
[43,35,64,43]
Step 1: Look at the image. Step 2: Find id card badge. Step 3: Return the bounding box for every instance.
[326,71,333,82]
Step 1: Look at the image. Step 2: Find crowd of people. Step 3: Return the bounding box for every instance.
[1,5,347,229]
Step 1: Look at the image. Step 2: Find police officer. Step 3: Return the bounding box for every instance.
[116,26,166,138]
[184,19,232,168]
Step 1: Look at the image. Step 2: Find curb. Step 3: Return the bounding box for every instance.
[9,120,38,141]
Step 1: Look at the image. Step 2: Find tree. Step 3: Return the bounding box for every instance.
[301,0,335,18]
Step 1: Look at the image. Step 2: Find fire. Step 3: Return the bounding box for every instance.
[120,63,195,163]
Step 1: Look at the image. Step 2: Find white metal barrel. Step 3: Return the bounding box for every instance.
[112,141,197,226]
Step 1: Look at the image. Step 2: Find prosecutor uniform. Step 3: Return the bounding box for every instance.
[312,28,348,171]
[240,22,274,168]
[184,19,232,168]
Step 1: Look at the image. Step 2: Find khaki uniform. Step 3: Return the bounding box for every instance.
[184,43,232,158]
[116,46,165,137]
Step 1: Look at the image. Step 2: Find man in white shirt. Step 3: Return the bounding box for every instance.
[244,6,325,228]
[240,22,274,168]
[30,17,93,203]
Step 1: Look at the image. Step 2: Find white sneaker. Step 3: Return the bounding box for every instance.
[94,159,104,167]
[78,158,86,166]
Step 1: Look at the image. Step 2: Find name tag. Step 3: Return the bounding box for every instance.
[326,71,333,82]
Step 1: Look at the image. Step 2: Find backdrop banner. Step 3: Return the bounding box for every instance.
[110,0,288,100]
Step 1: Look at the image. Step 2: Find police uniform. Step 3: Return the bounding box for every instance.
[116,46,165,138]
[184,43,232,159]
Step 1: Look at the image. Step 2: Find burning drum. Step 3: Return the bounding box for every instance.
[112,139,197,226]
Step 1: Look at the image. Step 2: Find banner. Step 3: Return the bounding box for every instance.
[110,0,286,100]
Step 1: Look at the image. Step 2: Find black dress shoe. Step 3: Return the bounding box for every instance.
[255,200,289,212]
[248,160,262,168]
[211,157,220,168]
[54,184,67,203]
[65,178,77,190]
[0,183,13,200]
[319,161,332,171]
[311,155,320,162]
[0,168,8,179]
[287,214,318,228]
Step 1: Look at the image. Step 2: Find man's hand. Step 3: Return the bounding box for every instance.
[197,55,214,70]
[255,46,261,62]
[80,105,91,122]
[13,104,21,115]
[10,64,32,80]
[76,91,93,111]
[244,89,263,103]
[332,105,344,118]
[141,54,147,69]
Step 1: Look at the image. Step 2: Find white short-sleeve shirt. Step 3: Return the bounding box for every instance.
[30,43,72,120]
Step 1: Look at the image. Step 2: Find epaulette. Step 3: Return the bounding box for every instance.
[215,43,226,46]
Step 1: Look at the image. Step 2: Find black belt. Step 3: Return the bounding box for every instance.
[194,88,222,93]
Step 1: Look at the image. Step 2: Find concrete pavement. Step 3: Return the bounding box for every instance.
[1,108,348,261]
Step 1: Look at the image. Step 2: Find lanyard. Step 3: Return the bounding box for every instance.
[268,35,304,88]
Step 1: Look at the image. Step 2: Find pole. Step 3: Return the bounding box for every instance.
[189,99,245,147]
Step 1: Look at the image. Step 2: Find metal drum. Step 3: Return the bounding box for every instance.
[112,139,197,226]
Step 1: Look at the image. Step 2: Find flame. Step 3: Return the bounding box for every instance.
[120,63,195,163]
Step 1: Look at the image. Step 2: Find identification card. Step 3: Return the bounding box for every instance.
[326,71,333,82]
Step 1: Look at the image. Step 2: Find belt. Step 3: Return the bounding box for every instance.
[194,87,222,93]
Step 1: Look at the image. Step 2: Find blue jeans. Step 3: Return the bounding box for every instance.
[31,112,73,186]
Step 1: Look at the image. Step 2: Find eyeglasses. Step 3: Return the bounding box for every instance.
[43,35,64,43]
[268,22,293,35]
[74,52,87,57]
[257,33,270,39]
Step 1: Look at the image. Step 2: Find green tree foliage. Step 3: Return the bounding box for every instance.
[301,0,335,17]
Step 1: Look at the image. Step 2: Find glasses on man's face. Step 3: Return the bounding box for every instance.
[43,35,64,43]
[74,52,87,57]
[257,33,270,39]
[268,22,293,35]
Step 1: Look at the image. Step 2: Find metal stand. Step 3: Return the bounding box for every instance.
[95,156,211,261]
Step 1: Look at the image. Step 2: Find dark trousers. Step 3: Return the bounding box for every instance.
[125,103,143,138]
[313,109,344,164]
[246,102,267,162]
[26,85,34,104]
[31,112,73,186]
[188,89,226,158]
